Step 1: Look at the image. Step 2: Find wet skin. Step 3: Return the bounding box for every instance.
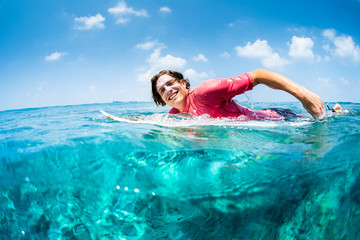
[156,74,188,111]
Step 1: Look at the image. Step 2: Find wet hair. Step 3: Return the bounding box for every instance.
[151,70,190,106]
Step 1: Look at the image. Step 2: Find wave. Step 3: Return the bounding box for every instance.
[100,110,313,128]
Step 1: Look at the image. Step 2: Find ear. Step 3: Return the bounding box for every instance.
[180,79,187,87]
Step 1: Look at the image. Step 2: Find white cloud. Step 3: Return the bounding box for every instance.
[115,18,129,24]
[108,1,147,16]
[236,39,272,58]
[288,36,315,60]
[317,77,331,87]
[74,14,105,30]
[184,68,209,80]
[228,19,250,28]
[333,36,360,60]
[193,54,208,62]
[159,6,172,14]
[323,29,336,40]
[136,41,156,50]
[322,44,331,52]
[323,29,360,62]
[287,26,307,33]
[137,68,158,83]
[261,53,289,69]
[235,39,289,69]
[340,77,349,85]
[108,1,148,24]
[148,49,186,69]
[220,52,230,58]
[315,55,322,62]
[44,52,67,61]
[136,39,163,50]
[137,49,187,82]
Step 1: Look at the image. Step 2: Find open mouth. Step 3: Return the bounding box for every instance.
[168,91,178,101]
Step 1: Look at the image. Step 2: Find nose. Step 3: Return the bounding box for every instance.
[163,85,173,93]
[161,85,173,98]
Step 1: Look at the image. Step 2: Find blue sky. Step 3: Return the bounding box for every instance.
[1,0,360,111]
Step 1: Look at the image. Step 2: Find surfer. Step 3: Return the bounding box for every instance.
[151,69,326,120]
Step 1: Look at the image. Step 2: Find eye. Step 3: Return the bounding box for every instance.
[167,79,176,86]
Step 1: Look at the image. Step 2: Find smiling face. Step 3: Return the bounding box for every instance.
[156,74,188,111]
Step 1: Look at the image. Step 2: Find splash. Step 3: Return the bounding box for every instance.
[101,110,312,128]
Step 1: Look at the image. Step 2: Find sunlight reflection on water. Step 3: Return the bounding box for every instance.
[0,102,360,239]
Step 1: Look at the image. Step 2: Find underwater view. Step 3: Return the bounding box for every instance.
[1,101,360,239]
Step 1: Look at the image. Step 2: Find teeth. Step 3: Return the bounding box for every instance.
[169,92,178,100]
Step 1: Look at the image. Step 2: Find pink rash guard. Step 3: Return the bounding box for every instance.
[168,73,283,120]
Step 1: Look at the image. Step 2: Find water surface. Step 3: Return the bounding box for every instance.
[1,102,360,239]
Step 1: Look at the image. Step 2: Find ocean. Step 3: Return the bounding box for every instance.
[1,101,360,239]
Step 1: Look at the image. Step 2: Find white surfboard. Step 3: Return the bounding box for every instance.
[100,110,141,123]
[100,110,310,128]
[100,110,166,125]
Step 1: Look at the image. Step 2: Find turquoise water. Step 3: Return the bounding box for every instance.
[1,102,360,239]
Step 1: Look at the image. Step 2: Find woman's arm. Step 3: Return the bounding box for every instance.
[250,69,326,120]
